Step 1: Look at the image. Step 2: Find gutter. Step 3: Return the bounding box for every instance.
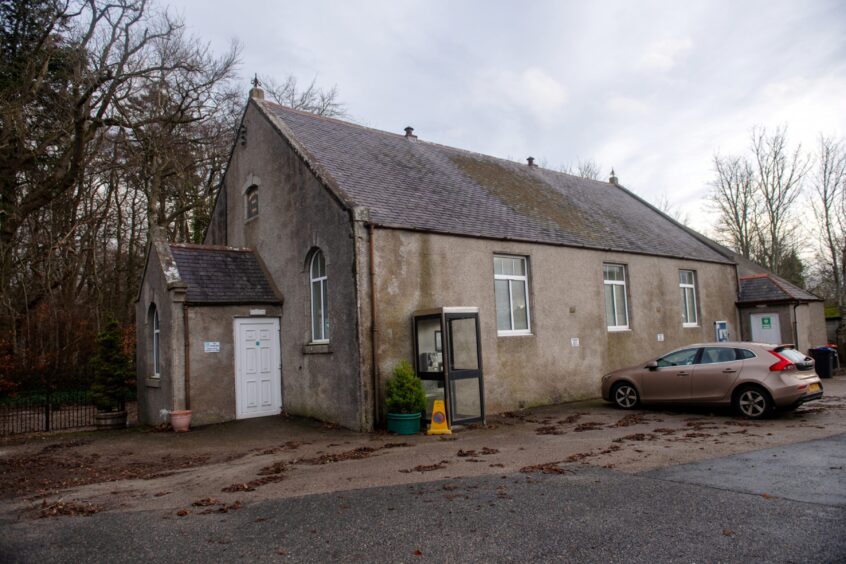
[368,223,380,425]
[183,304,191,410]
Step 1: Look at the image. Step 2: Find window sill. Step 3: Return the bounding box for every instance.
[244,215,259,224]
[145,377,161,388]
[683,324,700,329]
[303,343,332,355]
[497,331,533,338]
[607,327,631,333]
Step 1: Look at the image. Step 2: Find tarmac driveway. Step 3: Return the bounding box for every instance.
[644,433,846,507]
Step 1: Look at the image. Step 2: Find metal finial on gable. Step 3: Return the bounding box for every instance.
[609,168,619,185]
[249,74,265,100]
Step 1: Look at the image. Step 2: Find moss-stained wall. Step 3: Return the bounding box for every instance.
[370,229,740,414]
[217,102,365,430]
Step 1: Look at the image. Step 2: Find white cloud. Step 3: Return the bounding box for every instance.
[607,96,650,115]
[473,67,568,121]
[638,38,693,72]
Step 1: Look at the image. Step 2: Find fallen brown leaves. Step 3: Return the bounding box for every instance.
[295,442,410,465]
[38,499,104,518]
[613,433,657,443]
[519,462,571,474]
[1,447,211,499]
[399,461,449,473]
[610,413,658,427]
[558,413,587,425]
[573,422,605,432]
[457,447,500,457]
[183,497,243,515]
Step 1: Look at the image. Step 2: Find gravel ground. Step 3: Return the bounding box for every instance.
[1,377,844,521]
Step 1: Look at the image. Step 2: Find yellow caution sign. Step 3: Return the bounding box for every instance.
[427,400,452,435]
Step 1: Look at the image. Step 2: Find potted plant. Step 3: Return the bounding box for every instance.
[385,360,427,435]
[89,319,131,429]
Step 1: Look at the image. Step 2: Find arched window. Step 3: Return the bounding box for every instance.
[245,185,258,219]
[151,305,161,377]
[310,250,329,342]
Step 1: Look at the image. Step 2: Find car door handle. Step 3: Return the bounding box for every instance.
[722,369,737,373]
[677,372,690,377]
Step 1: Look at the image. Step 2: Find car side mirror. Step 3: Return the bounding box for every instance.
[646,360,658,371]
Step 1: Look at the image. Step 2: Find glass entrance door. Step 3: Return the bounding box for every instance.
[414,314,445,421]
[444,313,484,425]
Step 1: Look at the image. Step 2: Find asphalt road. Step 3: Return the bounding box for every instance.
[1,434,844,563]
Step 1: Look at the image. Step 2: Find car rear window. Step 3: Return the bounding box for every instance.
[775,347,807,363]
[734,348,756,360]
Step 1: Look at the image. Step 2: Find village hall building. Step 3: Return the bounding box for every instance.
[135,87,824,431]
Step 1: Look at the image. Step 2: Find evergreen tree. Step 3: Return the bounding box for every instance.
[89,319,131,411]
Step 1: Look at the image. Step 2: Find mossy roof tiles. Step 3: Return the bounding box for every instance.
[260,101,731,264]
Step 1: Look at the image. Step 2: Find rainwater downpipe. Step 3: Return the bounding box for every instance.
[368,223,380,426]
[792,303,799,350]
[183,303,191,410]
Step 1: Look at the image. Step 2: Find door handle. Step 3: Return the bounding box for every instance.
[677,372,689,377]
[722,369,737,373]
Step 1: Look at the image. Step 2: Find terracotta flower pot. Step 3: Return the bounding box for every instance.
[170,410,192,432]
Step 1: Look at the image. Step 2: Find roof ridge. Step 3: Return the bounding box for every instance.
[765,272,808,298]
[170,243,254,253]
[739,273,769,279]
[261,100,615,188]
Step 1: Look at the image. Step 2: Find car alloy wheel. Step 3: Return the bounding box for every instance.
[613,383,639,409]
[736,388,770,419]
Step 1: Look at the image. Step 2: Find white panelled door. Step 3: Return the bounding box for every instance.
[235,318,282,419]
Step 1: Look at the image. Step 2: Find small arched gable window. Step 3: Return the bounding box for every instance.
[245,185,258,219]
[310,250,329,342]
[150,305,161,377]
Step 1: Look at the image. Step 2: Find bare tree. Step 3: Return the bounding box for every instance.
[751,126,808,273]
[811,135,846,311]
[260,75,346,117]
[0,0,181,246]
[652,193,690,226]
[0,1,350,390]
[561,159,602,180]
[709,127,808,283]
[710,154,757,258]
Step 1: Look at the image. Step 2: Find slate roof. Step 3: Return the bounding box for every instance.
[738,273,820,304]
[258,101,731,264]
[169,244,280,304]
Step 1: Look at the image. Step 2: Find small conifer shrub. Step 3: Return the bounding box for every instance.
[89,319,131,412]
[385,360,426,414]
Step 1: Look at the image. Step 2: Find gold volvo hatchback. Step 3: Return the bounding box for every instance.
[601,342,824,419]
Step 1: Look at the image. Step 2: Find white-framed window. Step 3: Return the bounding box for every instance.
[679,270,698,327]
[603,263,629,330]
[494,255,531,336]
[151,306,161,377]
[310,250,329,342]
[245,185,258,219]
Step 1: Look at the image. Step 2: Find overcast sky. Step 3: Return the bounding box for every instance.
[166,0,845,234]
